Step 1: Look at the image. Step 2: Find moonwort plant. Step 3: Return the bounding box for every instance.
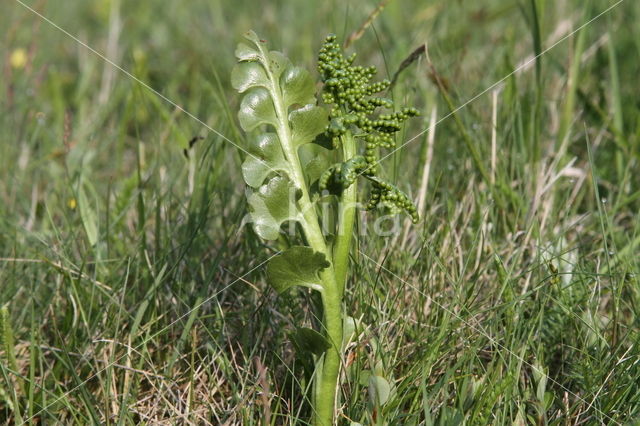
[232,31,419,425]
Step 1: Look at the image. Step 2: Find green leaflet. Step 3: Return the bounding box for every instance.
[266,246,330,293]
[300,145,331,188]
[231,62,269,93]
[237,88,277,131]
[242,133,289,188]
[242,132,329,190]
[290,105,328,147]
[235,42,260,62]
[281,66,316,107]
[358,363,394,406]
[246,176,299,240]
[233,31,328,239]
[290,327,331,356]
[368,375,392,406]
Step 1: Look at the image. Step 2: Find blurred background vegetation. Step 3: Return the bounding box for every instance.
[1,0,639,424]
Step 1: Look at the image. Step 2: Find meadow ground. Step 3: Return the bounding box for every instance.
[1,0,639,424]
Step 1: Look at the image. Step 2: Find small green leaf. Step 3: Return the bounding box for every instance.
[242,30,262,46]
[242,133,290,188]
[231,62,269,93]
[303,155,330,189]
[373,359,385,377]
[238,88,277,131]
[299,142,330,188]
[266,246,330,292]
[369,375,391,406]
[342,316,363,348]
[265,51,290,81]
[290,105,329,147]
[289,327,331,356]
[281,66,316,107]
[235,42,260,62]
[247,176,300,240]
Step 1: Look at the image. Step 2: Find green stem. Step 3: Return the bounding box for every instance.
[314,274,343,426]
[334,132,357,297]
[315,133,356,425]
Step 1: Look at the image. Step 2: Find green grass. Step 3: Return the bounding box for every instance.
[1,0,639,424]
